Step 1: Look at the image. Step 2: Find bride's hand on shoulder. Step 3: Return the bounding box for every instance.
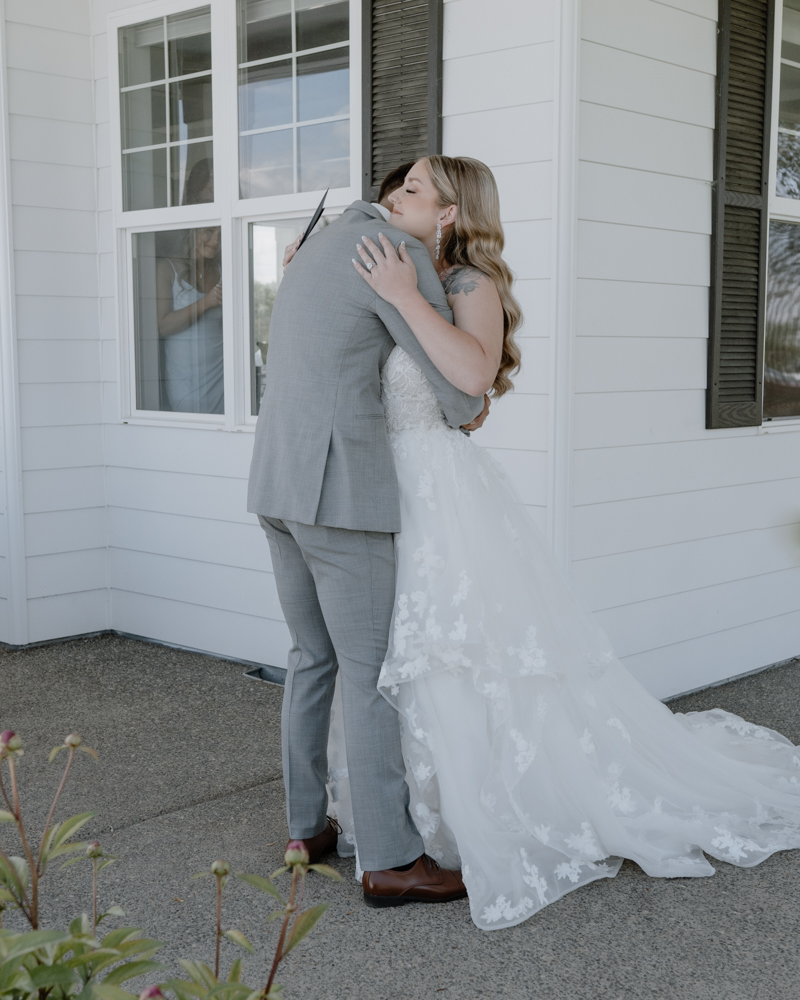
[353,233,418,308]
[282,232,304,272]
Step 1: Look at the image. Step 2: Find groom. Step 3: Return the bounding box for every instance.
[247,184,485,907]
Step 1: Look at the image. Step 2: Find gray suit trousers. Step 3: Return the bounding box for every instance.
[258,516,424,871]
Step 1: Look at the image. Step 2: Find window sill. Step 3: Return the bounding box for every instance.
[119,417,256,433]
[758,418,800,433]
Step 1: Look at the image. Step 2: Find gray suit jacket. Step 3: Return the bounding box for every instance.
[247,201,484,532]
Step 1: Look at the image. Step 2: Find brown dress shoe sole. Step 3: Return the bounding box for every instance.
[363,886,467,908]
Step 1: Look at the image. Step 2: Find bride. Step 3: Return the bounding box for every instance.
[313,155,800,931]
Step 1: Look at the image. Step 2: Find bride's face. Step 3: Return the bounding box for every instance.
[388,159,456,248]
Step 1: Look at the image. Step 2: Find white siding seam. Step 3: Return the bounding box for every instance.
[445,43,552,62]
[573,473,800,505]
[578,218,711,237]
[109,545,276,574]
[647,0,716,24]
[579,157,712,184]
[617,607,800,660]
[580,99,713,130]
[444,99,553,118]
[573,521,800,561]
[4,18,91,39]
[106,505,257,527]
[0,0,29,643]
[577,275,708,289]
[109,587,285,623]
[581,39,715,79]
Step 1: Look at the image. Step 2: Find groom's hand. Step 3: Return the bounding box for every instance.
[462,394,491,432]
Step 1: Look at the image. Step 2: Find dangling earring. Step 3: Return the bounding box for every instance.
[435,222,442,260]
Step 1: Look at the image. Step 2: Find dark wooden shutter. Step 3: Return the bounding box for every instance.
[708,0,775,428]
[361,0,443,201]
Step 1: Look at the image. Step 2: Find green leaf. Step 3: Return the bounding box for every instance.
[0,811,15,824]
[64,948,121,970]
[49,746,65,764]
[178,960,217,989]
[3,930,70,961]
[164,979,208,1000]
[233,872,283,903]
[28,963,79,989]
[102,960,165,985]
[97,858,118,873]
[79,745,99,760]
[307,864,342,881]
[70,914,92,937]
[268,867,289,880]
[90,982,138,1000]
[226,959,242,984]
[97,905,126,925]
[100,928,141,949]
[53,813,96,850]
[282,904,329,956]
[61,853,90,869]
[205,983,255,1000]
[221,930,253,955]
[0,887,15,904]
[8,857,28,891]
[265,986,284,999]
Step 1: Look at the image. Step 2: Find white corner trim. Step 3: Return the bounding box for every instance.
[547,0,581,575]
[0,0,28,644]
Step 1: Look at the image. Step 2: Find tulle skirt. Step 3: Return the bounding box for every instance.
[328,423,800,930]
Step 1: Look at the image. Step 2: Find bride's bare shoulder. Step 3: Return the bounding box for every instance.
[439,264,493,298]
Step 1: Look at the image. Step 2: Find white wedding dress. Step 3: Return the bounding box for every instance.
[327,345,800,931]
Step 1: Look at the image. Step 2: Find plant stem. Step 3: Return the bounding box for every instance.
[7,755,39,929]
[92,858,98,935]
[265,868,298,996]
[215,874,222,981]
[37,748,74,874]
[0,842,32,921]
[0,766,13,814]
[284,870,306,954]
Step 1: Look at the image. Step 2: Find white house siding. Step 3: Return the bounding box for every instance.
[93,0,290,667]
[574,0,800,699]
[2,0,108,644]
[442,0,553,532]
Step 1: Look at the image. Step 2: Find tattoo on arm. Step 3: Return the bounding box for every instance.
[441,266,485,297]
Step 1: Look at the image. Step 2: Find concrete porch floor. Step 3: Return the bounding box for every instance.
[2,634,800,1000]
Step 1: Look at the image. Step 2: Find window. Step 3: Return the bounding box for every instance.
[119,8,213,210]
[768,0,800,418]
[238,0,351,199]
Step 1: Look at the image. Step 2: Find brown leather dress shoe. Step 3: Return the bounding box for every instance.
[362,854,467,907]
[288,816,341,865]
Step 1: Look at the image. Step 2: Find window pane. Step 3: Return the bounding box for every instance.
[167,7,212,77]
[777,131,800,198]
[240,129,293,198]
[123,148,168,210]
[239,0,292,61]
[298,120,349,190]
[133,227,224,414]
[296,0,349,51]
[119,19,164,88]
[783,1,800,63]
[249,220,305,414]
[765,221,800,418]
[171,142,214,205]
[779,61,800,131]
[239,60,293,131]
[297,50,349,121]
[169,75,213,141]
[121,85,166,149]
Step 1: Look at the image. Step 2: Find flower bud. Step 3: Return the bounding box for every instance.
[86,841,102,858]
[64,734,83,748]
[139,987,164,1000]
[284,841,310,867]
[0,731,21,751]
[210,860,230,877]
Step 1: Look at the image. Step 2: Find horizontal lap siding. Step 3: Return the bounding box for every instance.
[4,0,108,642]
[577,0,800,696]
[442,0,554,539]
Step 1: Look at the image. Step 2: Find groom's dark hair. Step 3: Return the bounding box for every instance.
[377,161,415,204]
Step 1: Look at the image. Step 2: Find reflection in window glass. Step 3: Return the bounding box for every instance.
[765,221,800,417]
[133,227,224,414]
[118,7,214,210]
[248,215,335,413]
[777,0,800,197]
[238,0,350,199]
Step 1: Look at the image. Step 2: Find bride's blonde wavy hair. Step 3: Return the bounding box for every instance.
[424,155,522,397]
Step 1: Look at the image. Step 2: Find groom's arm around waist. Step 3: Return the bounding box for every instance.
[372,235,484,429]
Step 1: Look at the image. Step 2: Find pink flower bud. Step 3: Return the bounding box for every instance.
[284,841,310,867]
[210,860,230,877]
[64,734,83,748]
[86,841,102,858]
[0,731,21,751]
[139,987,164,1000]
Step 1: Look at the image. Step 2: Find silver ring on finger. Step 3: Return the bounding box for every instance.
[366,261,375,271]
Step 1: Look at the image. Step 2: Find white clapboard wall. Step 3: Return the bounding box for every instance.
[2,0,109,644]
[0,0,797,699]
[573,0,800,698]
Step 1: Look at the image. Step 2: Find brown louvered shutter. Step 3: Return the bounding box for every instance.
[361,0,443,201]
[708,0,775,428]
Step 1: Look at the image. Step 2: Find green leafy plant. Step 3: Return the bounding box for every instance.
[0,731,341,1000]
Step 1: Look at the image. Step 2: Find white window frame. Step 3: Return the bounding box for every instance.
[108,0,361,429]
